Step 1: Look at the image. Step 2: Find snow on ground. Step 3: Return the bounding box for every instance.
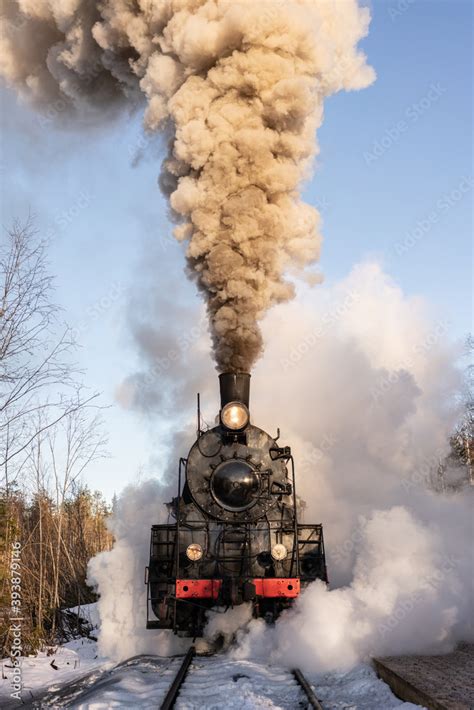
[0,603,424,708]
[0,603,110,707]
[175,656,423,710]
[47,656,181,709]
[0,637,108,706]
[307,664,423,710]
[1,653,424,709]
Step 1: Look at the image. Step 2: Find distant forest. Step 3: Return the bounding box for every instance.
[0,221,113,655]
[1,486,113,655]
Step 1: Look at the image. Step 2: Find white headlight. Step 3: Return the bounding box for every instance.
[186,543,203,562]
[271,543,288,561]
[221,401,249,431]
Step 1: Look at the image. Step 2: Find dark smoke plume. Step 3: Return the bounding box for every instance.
[1,0,375,370]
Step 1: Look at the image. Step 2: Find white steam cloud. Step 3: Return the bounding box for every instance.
[231,505,472,672]
[1,0,375,371]
[88,263,473,667]
[88,479,188,661]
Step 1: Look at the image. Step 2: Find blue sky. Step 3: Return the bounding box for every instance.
[0,0,472,499]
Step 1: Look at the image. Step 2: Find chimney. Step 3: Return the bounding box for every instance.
[218,372,250,409]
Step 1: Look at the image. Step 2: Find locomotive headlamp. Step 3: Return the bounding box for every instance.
[186,543,203,562]
[221,401,249,431]
[271,543,288,561]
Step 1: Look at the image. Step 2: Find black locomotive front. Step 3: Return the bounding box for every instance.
[145,373,327,637]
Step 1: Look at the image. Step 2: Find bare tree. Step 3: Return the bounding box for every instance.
[0,464,113,655]
[46,402,107,631]
[0,218,113,654]
[0,219,98,488]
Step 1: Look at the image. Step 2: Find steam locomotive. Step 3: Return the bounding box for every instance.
[145,373,327,637]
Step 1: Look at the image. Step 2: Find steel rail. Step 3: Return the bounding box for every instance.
[160,645,195,710]
[292,668,324,709]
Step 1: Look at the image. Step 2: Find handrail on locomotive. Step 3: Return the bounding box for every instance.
[146,372,327,636]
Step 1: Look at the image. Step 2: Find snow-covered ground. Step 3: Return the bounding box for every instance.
[0,637,106,702]
[309,664,422,710]
[175,656,423,710]
[0,603,110,707]
[0,604,423,708]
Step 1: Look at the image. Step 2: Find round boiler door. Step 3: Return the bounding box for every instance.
[211,459,260,512]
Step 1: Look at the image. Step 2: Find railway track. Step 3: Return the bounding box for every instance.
[160,646,324,710]
[14,649,324,709]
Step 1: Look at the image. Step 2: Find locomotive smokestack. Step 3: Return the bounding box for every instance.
[219,372,250,409]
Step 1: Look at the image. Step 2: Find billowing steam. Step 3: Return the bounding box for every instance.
[88,480,188,660]
[88,263,473,665]
[0,0,375,371]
